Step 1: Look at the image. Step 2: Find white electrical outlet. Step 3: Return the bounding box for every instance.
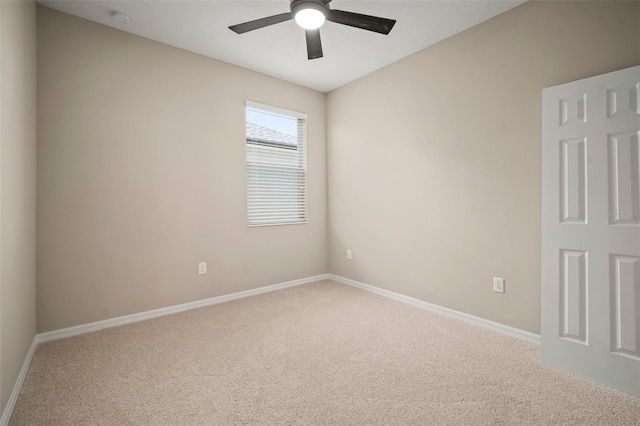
[493,277,505,293]
[198,262,207,275]
[347,250,352,260]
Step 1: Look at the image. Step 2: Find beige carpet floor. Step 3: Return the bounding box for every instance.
[10,280,640,425]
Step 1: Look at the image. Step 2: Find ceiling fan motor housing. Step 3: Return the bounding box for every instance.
[290,0,329,18]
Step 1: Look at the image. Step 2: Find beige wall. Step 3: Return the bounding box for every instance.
[37,7,327,333]
[327,1,640,334]
[0,0,37,413]
[36,1,640,337]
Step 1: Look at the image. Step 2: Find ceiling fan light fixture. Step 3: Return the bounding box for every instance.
[293,2,327,30]
[229,0,397,60]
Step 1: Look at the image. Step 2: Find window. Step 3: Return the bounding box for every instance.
[245,101,307,226]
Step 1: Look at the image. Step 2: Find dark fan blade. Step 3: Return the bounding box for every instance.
[229,13,292,34]
[327,10,396,35]
[305,29,323,60]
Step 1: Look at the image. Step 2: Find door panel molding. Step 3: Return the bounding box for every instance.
[542,65,640,396]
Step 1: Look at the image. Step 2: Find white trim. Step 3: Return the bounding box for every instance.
[38,274,329,343]
[1,274,329,424]
[246,100,308,120]
[329,274,541,344]
[1,273,537,423]
[1,336,37,426]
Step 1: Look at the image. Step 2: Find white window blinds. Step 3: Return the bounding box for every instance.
[246,102,308,226]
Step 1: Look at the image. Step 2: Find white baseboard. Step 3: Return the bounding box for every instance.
[38,273,329,343]
[2,272,537,424]
[1,336,38,426]
[329,274,541,344]
[1,274,329,424]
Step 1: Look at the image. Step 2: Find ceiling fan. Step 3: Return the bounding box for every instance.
[229,0,396,60]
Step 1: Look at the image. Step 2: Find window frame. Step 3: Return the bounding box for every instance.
[245,101,309,228]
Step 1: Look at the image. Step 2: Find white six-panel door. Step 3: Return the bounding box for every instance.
[542,65,640,396]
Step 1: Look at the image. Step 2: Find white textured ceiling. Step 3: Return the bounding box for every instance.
[37,0,525,92]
